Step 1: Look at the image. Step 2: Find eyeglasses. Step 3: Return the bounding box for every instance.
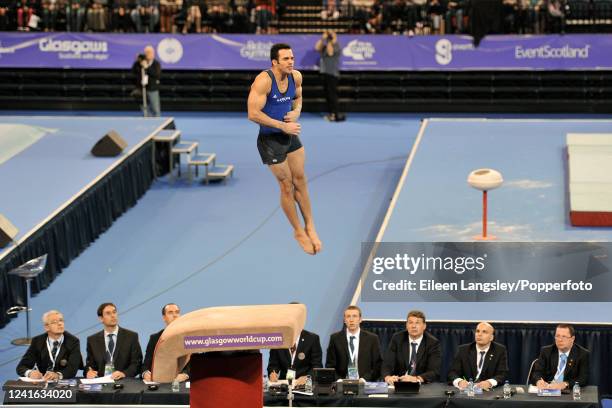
[555,335,572,340]
[47,319,64,325]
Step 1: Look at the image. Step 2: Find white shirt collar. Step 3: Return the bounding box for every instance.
[47,334,64,345]
[476,344,490,354]
[408,335,423,347]
[346,328,360,341]
[104,326,119,337]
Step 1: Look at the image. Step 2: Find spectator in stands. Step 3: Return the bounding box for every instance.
[131,0,159,31]
[531,324,589,390]
[113,0,135,31]
[87,0,109,31]
[546,0,564,32]
[315,29,342,122]
[445,0,465,33]
[85,303,143,379]
[207,0,230,32]
[133,45,162,117]
[381,310,441,384]
[16,0,40,30]
[254,0,273,33]
[66,0,88,31]
[160,0,181,31]
[412,0,429,34]
[384,0,407,34]
[322,0,340,19]
[516,0,533,33]
[182,0,202,33]
[366,0,384,33]
[229,0,251,32]
[41,0,58,30]
[348,0,374,32]
[0,0,13,30]
[16,310,83,380]
[142,303,190,382]
[502,0,518,33]
[534,0,546,32]
[428,0,446,34]
[325,305,382,381]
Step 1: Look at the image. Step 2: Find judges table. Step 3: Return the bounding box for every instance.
[3,380,599,407]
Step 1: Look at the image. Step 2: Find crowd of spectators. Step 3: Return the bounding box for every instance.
[0,0,283,33]
[0,0,606,34]
[336,0,577,35]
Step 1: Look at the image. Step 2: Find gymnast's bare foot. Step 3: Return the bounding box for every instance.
[294,229,315,255]
[305,226,322,254]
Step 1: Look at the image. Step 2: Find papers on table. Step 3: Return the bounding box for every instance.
[292,390,314,396]
[363,382,389,395]
[18,377,45,383]
[528,385,562,396]
[80,376,114,385]
[538,388,562,397]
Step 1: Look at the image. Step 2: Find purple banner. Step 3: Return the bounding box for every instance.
[1,33,611,71]
[183,332,284,349]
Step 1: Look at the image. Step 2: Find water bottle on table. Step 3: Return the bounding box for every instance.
[573,382,581,400]
[467,378,475,397]
[305,375,313,393]
[503,380,511,399]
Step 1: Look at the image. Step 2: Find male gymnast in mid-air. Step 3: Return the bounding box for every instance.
[247,43,322,255]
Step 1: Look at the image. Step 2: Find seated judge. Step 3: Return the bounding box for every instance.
[325,305,382,381]
[531,324,589,391]
[381,310,441,384]
[85,302,143,379]
[142,303,189,382]
[447,322,509,390]
[16,310,83,380]
[267,327,323,386]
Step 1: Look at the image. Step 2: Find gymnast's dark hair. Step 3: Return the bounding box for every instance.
[270,43,292,62]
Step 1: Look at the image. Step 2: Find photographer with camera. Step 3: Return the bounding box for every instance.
[131,45,161,117]
[315,29,343,122]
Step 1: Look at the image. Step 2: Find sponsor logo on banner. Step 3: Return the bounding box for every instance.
[343,39,376,65]
[435,38,452,65]
[514,44,590,60]
[38,36,109,61]
[157,37,183,64]
[240,40,274,61]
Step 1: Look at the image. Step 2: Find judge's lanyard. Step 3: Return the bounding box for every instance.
[348,340,358,366]
[290,339,300,368]
[105,335,116,364]
[46,338,62,371]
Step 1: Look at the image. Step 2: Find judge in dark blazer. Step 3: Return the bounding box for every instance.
[85,302,143,379]
[381,310,441,384]
[531,324,589,390]
[143,303,189,382]
[16,310,83,380]
[326,305,382,381]
[267,329,323,386]
[447,322,509,390]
